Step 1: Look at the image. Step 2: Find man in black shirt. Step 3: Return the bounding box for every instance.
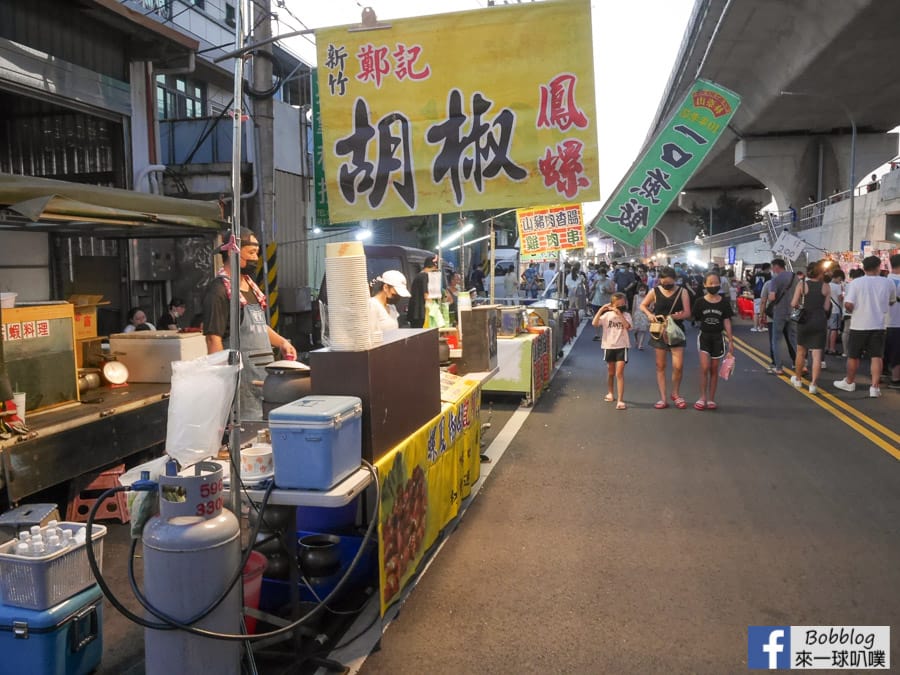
[407,255,437,328]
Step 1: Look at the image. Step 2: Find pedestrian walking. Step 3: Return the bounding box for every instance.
[790,261,831,394]
[592,292,631,410]
[590,271,615,342]
[631,284,651,350]
[640,267,692,409]
[834,256,897,397]
[886,253,900,389]
[751,263,772,332]
[691,273,734,410]
[825,267,845,355]
[765,258,799,375]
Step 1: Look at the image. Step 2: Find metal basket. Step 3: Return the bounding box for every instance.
[0,522,107,610]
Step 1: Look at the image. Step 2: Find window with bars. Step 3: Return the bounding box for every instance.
[156,74,207,120]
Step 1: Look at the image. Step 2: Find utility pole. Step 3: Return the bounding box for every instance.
[253,0,276,325]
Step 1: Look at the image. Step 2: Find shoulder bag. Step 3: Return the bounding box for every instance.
[765,273,794,318]
[664,289,686,343]
[650,288,685,343]
[790,281,807,323]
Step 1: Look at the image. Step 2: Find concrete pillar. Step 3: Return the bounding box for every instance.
[829,132,898,194]
[735,134,898,211]
[734,136,818,214]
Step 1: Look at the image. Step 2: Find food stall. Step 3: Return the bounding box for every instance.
[481,326,552,405]
[0,173,226,506]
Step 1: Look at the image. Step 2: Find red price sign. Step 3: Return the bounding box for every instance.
[194,478,225,517]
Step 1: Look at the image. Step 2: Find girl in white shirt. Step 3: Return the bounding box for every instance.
[592,292,632,410]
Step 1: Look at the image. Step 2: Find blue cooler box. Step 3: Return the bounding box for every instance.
[269,396,363,490]
[0,584,103,675]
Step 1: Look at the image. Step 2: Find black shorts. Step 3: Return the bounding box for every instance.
[847,329,886,359]
[604,348,629,363]
[649,333,686,351]
[697,332,727,358]
[883,327,900,368]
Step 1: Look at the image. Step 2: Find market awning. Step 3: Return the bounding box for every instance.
[0,173,227,237]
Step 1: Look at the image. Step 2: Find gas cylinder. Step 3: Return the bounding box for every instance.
[143,461,241,675]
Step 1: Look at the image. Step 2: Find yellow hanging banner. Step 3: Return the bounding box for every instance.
[316,0,598,223]
[516,203,585,255]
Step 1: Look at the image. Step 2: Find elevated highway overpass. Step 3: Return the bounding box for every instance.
[594,0,900,252]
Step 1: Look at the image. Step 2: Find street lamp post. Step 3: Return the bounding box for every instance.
[780,91,856,253]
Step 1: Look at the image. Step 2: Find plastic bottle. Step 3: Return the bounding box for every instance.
[29,540,46,556]
[47,535,61,553]
[15,542,30,557]
[74,528,87,545]
[29,525,40,536]
[61,530,73,548]
[18,532,29,543]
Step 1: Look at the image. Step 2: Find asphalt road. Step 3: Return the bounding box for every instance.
[359,319,900,674]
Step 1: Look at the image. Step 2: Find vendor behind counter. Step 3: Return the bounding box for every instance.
[202,227,296,421]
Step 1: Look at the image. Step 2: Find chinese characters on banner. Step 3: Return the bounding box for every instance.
[595,80,740,247]
[516,203,585,255]
[315,0,598,223]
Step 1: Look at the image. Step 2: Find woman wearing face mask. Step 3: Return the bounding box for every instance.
[369,270,411,332]
[691,273,734,410]
[640,267,692,409]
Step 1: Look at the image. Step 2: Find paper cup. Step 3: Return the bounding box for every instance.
[12,392,25,423]
[240,445,273,477]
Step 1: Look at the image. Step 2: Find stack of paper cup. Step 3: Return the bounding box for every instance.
[325,242,379,350]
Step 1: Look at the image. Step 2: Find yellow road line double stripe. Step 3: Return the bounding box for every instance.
[731,335,900,461]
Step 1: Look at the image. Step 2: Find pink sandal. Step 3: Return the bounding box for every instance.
[706,401,718,410]
[654,400,669,409]
[694,400,706,410]
[616,402,627,410]
[673,397,687,409]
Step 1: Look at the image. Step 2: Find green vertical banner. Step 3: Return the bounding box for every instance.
[595,79,740,247]
[311,68,330,226]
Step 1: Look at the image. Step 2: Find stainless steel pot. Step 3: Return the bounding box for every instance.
[262,360,311,418]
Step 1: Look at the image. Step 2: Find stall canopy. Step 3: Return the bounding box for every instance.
[0,174,227,237]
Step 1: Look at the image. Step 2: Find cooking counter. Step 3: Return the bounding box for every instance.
[0,383,170,504]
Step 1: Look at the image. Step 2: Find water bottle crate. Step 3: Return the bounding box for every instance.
[0,522,107,610]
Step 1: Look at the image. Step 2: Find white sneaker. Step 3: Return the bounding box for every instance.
[869,386,882,398]
[821,360,827,369]
[790,375,802,388]
[833,379,856,392]
[808,384,818,395]
[750,327,760,332]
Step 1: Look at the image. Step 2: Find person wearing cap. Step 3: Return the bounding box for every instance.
[408,254,438,328]
[369,270,411,332]
[202,227,297,420]
[157,297,186,331]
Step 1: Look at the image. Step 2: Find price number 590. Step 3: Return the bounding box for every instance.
[196,479,224,516]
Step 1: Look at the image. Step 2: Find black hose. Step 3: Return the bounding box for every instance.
[87,462,381,642]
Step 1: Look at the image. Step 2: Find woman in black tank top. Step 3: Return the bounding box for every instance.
[639,267,692,409]
[790,260,832,394]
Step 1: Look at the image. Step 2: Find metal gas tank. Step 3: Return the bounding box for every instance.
[143,461,241,675]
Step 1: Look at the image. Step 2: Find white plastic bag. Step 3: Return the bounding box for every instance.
[165,350,241,466]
